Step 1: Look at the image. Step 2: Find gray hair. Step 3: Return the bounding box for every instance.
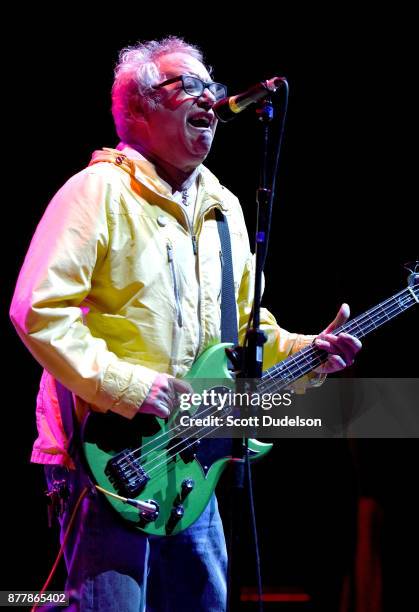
[112,36,207,143]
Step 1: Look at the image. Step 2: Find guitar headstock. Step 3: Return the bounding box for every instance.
[404,261,419,287]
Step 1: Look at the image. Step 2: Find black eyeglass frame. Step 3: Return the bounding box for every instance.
[153,74,228,101]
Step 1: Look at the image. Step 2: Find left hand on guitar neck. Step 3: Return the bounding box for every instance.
[314,303,362,374]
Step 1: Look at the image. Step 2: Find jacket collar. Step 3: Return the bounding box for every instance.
[89,144,229,215]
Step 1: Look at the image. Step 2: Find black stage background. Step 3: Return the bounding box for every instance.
[3,10,418,611]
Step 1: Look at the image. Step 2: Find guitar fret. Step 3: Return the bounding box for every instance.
[338,290,414,339]
[346,319,364,336]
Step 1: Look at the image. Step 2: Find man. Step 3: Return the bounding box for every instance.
[10,36,361,611]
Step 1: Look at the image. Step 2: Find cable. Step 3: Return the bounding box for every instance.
[31,486,89,612]
[95,485,157,512]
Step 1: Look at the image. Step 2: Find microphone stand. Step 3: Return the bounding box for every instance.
[226,82,288,612]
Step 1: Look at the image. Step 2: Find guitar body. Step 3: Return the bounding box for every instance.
[83,342,272,536]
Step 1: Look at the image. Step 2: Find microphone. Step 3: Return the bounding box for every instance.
[214,76,285,122]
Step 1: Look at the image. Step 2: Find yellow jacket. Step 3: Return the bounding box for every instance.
[10,144,317,466]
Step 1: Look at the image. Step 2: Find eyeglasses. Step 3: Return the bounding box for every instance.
[153,75,227,102]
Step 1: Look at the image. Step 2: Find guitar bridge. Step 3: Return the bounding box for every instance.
[105,451,150,498]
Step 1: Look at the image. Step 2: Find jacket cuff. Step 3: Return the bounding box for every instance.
[97,360,157,419]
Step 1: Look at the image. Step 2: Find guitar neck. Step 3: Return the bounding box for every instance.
[260,284,418,392]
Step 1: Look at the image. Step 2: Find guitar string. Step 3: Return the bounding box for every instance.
[260,287,417,393]
[108,289,419,513]
[263,287,416,382]
[260,288,418,395]
[136,286,414,463]
[116,398,234,477]
[113,290,418,482]
[115,294,419,486]
[137,404,240,482]
[143,285,417,482]
[113,288,417,474]
[141,301,392,481]
[115,314,416,490]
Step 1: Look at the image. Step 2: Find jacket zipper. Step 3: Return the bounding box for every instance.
[191,234,198,255]
[183,214,198,256]
[177,203,224,360]
[166,243,183,328]
[179,210,201,356]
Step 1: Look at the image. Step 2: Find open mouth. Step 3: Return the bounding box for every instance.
[188,116,212,130]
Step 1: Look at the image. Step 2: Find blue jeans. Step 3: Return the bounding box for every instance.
[44,461,227,612]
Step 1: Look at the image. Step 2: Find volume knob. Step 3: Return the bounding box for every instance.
[181,478,195,500]
[166,504,184,534]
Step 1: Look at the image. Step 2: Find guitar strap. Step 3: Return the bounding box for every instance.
[56,208,238,460]
[215,208,239,345]
[215,209,242,609]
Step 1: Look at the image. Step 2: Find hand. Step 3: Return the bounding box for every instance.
[139,373,193,418]
[314,303,362,374]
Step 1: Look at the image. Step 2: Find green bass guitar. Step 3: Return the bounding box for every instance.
[83,274,418,536]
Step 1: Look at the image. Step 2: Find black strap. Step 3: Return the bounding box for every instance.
[215,208,238,345]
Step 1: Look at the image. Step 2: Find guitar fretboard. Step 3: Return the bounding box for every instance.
[259,284,418,394]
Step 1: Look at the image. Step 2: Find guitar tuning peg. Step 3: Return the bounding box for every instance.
[403,260,419,274]
[404,261,419,288]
